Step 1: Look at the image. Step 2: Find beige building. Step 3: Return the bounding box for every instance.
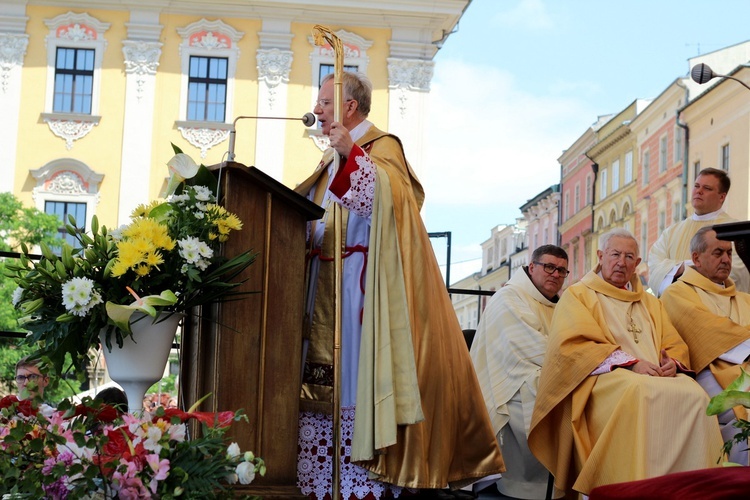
[1,0,468,238]
[588,99,649,265]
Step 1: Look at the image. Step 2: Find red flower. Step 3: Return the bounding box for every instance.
[154,408,234,428]
[0,395,37,417]
[73,403,122,423]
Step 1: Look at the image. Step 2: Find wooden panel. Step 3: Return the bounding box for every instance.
[180,163,322,497]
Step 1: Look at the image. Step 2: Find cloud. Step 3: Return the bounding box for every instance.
[424,59,596,211]
[494,0,555,31]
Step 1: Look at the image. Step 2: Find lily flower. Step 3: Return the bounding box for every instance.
[165,153,199,195]
[106,287,179,332]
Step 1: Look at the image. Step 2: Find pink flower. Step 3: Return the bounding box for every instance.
[146,454,170,493]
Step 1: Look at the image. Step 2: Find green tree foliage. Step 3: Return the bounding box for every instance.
[0,193,63,396]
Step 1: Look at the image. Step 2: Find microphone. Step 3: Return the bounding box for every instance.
[227,113,316,161]
[690,62,750,92]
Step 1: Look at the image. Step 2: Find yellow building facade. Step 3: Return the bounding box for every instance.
[2,0,467,236]
[587,99,650,265]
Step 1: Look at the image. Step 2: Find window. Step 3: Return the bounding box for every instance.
[673,201,681,223]
[675,127,683,162]
[30,159,103,250]
[658,210,666,234]
[187,56,228,122]
[564,191,570,221]
[641,221,648,261]
[694,160,701,179]
[42,12,109,147]
[586,174,592,204]
[46,201,86,248]
[721,143,730,171]
[612,159,620,192]
[310,29,371,111]
[176,19,243,156]
[600,168,608,199]
[574,183,580,213]
[319,63,359,84]
[624,150,633,183]
[659,135,668,173]
[53,48,94,114]
[642,150,650,185]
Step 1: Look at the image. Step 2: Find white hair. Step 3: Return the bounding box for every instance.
[598,228,639,255]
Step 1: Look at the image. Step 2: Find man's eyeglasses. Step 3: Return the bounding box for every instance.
[314,98,354,108]
[15,374,42,384]
[533,261,570,277]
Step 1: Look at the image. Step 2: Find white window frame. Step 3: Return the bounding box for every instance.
[30,158,104,235]
[674,126,683,162]
[308,29,371,98]
[642,149,650,185]
[564,191,570,221]
[659,135,668,173]
[624,150,633,184]
[721,143,731,171]
[586,174,592,204]
[176,19,243,125]
[43,12,109,116]
[600,168,608,199]
[612,159,620,192]
[574,183,580,213]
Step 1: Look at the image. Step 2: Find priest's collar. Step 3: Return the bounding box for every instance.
[349,120,372,143]
[691,208,725,221]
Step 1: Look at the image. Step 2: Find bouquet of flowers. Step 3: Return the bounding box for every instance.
[6,146,256,375]
[0,395,265,499]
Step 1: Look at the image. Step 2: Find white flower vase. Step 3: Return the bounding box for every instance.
[99,312,181,415]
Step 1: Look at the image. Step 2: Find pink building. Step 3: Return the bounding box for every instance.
[558,116,610,283]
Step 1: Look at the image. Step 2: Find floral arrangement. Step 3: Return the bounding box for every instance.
[0,395,265,498]
[6,146,256,375]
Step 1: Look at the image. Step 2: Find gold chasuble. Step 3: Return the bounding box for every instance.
[528,270,723,495]
[295,126,504,489]
[661,267,750,419]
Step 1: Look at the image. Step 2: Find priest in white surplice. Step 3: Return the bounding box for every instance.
[648,167,749,296]
[470,245,568,499]
[661,226,750,465]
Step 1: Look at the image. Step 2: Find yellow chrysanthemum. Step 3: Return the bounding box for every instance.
[135,264,151,277]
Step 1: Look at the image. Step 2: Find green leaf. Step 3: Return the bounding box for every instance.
[707,368,750,415]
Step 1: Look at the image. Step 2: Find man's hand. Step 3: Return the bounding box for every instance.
[329,121,354,158]
[631,360,663,376]
[659,349,677,377]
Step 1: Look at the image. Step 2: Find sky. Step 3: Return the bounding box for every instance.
[422,0,750,282]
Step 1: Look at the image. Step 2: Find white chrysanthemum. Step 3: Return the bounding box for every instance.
[227,442,241,459]
[170,193,189,204]
[61,277,103,317]
[194,210,205,220]
[195,202,207,212]
[178,237,201,264]
[11,287,23,307]
[236,461,256,485]
[193,185,213,201]
[109,224,128,241]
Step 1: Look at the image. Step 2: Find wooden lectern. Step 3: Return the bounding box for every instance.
[180,161,324,499]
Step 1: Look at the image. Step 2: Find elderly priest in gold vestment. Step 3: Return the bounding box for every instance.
[528,228,724,495]
[661,226,750,465]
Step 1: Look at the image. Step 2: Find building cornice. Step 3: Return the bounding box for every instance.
[21,0,467,46]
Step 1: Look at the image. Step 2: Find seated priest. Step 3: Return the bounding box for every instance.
[661,226,750,465]
[470,245,568,499]
[527,228,724,496]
